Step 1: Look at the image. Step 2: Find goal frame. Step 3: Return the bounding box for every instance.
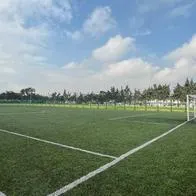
[187,95,196,121]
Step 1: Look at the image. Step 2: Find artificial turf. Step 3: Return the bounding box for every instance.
[0,105,195,195]
[70,122,196,196]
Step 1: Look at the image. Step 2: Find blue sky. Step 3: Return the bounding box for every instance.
[0,0,196,93]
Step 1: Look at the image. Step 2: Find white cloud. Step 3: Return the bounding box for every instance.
[157,34,196,84]
[85,58,156,91]
[83,6,116,36]
[164,35,196,61]
[62,62,80,69]
[138,0,185,13]
[0,20,48,67]
[65,30,82,41]
[1,33,196,93]
[64,6,116,39]
[92,35,135,62]
[0,0,72,92]
[154,58,196,84]
[169,2,195,18]
[90,34,196,91]
[0,0,73,70]
[0,0,196,94]
[0,0,72,24]
[129,17,151,37]
[0,67,16,74]
[99,58,157,78]
[134,30,152,36]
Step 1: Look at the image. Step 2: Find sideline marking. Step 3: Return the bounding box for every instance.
[109,113,155,120]
[0,129,116,159]
[48,120,190,196]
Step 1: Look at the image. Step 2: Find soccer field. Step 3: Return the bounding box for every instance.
[0,105,195,196]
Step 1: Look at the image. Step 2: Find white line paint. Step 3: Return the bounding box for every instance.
[0,129,116,159]
[0,111,46,115]
[48,120,190,196]
[189,117,196,122]
[109,113,155,120]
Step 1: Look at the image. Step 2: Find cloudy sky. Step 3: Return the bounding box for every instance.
[0,0,196,94]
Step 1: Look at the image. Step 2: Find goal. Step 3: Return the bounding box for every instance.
[187,95,196,121]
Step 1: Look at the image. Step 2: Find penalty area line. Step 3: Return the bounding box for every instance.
[0,129,116,159]
[48,119,191,196]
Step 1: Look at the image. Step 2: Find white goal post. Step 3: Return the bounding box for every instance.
[187,95,196,121]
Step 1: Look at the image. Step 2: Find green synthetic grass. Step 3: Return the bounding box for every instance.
[0,105,195,195]
[0,106,182,156]
[70,122,196,196]
[0,134,109,196]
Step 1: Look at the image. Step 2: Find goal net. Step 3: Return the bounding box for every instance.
[187,95,196,121]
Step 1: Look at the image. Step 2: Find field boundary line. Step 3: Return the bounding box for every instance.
[109,113,156,120]
[0,129,117,159]
[48,119,191,196]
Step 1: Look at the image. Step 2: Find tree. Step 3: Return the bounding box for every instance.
[124,85,132,104]
[20,87,35,103]
[0,78,195,105]
[173,83,183,102]
[51,92,57,103]
[161,84,170,100]
[77,93,84,104]
[133,89,141,102]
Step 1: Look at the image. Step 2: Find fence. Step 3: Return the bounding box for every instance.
[0,99,188,113]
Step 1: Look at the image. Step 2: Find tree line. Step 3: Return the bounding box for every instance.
[0,78,196,104]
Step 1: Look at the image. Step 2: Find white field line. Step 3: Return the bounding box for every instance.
[0,129,116,159]
[0,111,46,115]
[48,120,190,196]
[189,117,196,121]
[109,113,156,121]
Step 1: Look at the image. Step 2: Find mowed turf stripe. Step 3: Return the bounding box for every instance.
[48,120,191,196]
[0,129,117,159]
[109,113,156,120]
